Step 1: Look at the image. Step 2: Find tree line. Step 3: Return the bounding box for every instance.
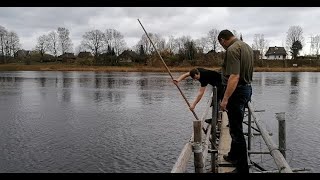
[1,24,320,65]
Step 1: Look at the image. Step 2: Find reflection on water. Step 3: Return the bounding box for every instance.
[0,71,319,172]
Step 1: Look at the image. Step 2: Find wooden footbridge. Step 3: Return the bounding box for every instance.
[136,20,312,173]
[170,87,311,173]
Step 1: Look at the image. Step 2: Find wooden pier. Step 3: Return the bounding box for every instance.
[171,87,303,173]
[217,111,236,173]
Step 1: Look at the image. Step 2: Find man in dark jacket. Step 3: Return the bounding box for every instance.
[173,67,223,111]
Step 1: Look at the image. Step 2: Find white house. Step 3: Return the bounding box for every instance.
[265,46,287,60]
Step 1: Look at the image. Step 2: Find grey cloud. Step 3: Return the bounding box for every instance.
[1,7,320,54]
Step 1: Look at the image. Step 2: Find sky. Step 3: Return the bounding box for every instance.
[1,7,320,55]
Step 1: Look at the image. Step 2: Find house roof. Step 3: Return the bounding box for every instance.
[78,51,92,57]
[265,46,287,56]
[119,50,138,58]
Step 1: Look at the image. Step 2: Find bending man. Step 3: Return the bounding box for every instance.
[173,67,223,111]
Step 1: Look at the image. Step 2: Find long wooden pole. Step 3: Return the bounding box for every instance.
[137,19,199,120]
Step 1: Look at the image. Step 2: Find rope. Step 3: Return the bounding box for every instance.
[192,142,203,153]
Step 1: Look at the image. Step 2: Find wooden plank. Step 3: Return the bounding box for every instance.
[171,142,193,173]
[217,111,236,173]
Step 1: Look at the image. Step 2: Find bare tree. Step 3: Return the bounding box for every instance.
[207,28,219,53]
[252,34,269,59]
[137,33,151,54]
[152,33,166,52]
[166,35,178,54]
[75,44,86,56]
[0,27,20,62]
[81,29,105,57]
[48,31,59,57]
[311,35,320,55]
[104,29,127,56]
[136,33,165,54]
[8,31,20,57]
[175,35,192,52]
[57,27,73,55]
[0,26,8,56]
[35,34,50,60]
[286,26,304,59]
[195,37,209,53]
[184,39,197,61]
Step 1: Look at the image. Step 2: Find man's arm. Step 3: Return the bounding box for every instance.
[173,72,190,85]
[220,74,239,111]
[190,86,206,110]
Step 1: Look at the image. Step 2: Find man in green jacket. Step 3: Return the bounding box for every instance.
[218,29,254,173]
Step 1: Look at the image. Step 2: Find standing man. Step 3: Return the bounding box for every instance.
[218,29,253,173]
[173,67,223,111]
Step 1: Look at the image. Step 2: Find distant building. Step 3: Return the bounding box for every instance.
[77,51,92,58]
[14,49,30,58]
[265,46,287,60]
[118,50,138,63]
[59,52,76,59]
[206,49,216,54]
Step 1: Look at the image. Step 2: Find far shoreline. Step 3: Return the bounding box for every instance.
[0,64,319,72]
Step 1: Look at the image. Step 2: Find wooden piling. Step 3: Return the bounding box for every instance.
[211,87,218,173]
[276,112,286,159]
[248,106,252,151]
[193,120,204,173]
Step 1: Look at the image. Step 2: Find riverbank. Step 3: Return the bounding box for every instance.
[0,64,319,72]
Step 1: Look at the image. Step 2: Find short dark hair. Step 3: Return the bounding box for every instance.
[218,29,234,41]
[189,68,199,78]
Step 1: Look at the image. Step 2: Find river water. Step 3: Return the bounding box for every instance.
[0,71,319,173]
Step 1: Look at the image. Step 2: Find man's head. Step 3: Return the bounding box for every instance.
[218,29,236,50]
[190,68,200,80]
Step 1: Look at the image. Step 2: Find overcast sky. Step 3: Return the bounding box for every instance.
[1,7,320,55]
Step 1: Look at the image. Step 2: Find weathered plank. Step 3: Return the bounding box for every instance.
[171,142,193,173]
[217,111,236,173]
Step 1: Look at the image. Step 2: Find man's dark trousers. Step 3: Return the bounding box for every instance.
[226,84,252,173]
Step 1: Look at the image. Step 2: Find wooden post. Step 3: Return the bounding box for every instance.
[211,87,218,173]
[276,112,286,159]
[193,120,204,173]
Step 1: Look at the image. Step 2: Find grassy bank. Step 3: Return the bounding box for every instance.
[0,63,319,72]
[0,64,217,72]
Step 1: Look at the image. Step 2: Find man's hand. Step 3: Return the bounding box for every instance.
[220,97,228,112]
[190,103,196,111]
[173,79,179,85]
